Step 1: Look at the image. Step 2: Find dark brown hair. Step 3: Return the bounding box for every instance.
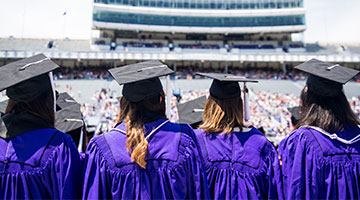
[5,89,55,126]
[116,91,166,168]
[295,87,359,132]
[199,95,245,134]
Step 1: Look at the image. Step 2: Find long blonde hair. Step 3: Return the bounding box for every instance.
[116,92,166,168]
[199,95,245,134]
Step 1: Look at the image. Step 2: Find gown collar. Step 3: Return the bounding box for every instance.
[301,125,360,145]
[112,119,169,141]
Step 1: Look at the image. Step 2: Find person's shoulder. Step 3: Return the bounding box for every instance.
[242,126,274,150]
[161,122,202,166]
[166,122,196,142]
[24,128,76,148]
[193,128,205,136]
[279,127,315,156]
[55,129,78,144]
[88,127,127,154]
[157,122,199,156]
[281,127,313,146]
[86,129,130,169]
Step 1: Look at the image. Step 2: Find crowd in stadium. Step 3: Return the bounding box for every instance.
[53,66,309,81]
[78,86,360,142]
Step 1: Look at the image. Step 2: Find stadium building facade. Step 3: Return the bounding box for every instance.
[92,0,306,50]
[93,0,305,34]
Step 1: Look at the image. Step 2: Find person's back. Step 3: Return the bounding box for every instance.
[280,125,360,199]
[0,121,81,199]
[83,119,208,199]
[279,59,360,199]
[83,61,209,199]
[193,73,283,199]
[0,54,82,199]
[195,127,282,199]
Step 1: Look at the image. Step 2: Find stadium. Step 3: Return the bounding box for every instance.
[0,0,360,142]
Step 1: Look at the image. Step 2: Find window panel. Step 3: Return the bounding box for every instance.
[93,11,305,27]
[93,0,304,9]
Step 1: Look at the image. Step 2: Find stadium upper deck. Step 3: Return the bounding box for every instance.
[93,0,306,33]
[1,38,360,69]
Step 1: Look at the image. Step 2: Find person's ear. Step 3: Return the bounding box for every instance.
[160,95,163,103]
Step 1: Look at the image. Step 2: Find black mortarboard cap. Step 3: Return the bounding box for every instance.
[288,106,301,120]
[288,106,301,126]
[295,58,359,96]
[0,100,8,115]
[56,92,79,110]
[177,96,207,126]
[0,54,59,102]
[196,73,258,99]
[55,104,83,133]
[108,60,174,102]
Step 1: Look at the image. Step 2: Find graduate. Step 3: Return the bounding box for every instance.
[0,54,82,199]
[82,60,210,199]
[279,59,360,199]
[194,73,284,199]
[55,92,87,153]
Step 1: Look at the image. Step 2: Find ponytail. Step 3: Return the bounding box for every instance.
[125,110,148,168]
[116,92,166,169]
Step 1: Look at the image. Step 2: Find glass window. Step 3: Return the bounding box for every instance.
[175,1,182,8]
[204,3,209,8]
[94,0,304,10]
[93,11,305,27]
[184,2,189,8]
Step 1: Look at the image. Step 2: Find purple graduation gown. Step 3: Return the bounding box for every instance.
[0,128,82,199]
[195,127,284,199]
[82,119,210,199]
[279,126,360,199]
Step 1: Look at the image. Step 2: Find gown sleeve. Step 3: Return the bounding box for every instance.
[184,135,211,199]
[82,139,111,199]
[180,124,210,199]
[54,133,82,199]
[279,129,315,199]
[266,144,284,200]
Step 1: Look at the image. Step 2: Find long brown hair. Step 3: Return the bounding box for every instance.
[295,87,359,132]
[5,89,55,126]
[199,95,245,134]
[116,91,166,168]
